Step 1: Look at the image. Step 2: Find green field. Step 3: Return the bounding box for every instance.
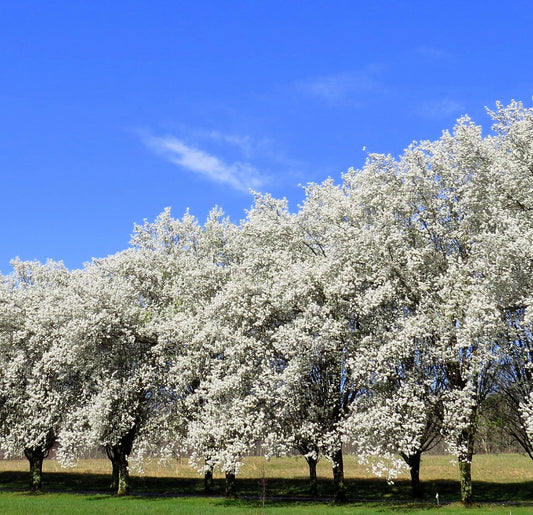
[1,454,532,513]
[1,493,533,515]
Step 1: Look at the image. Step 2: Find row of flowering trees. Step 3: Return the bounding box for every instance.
[1,101,533,504]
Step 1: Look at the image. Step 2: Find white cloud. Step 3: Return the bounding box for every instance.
[203,130,302,172]
[298,68,383,106]
[143,135,266,193]
[205,131,254,154]
[417,98,466,120]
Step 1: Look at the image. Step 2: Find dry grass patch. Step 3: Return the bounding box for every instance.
[1,453,533,503]
[1,453,532,482]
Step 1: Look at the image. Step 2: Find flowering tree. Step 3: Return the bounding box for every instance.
[177,195,298,497]
[56,251,162,495]
[131,206,244,495]
[410,113,523,505]
[333,155,446,498]
[483,101,533,460]
[345,115,506,504]
[0,260,73,491]
[223,188,368,502]
[234,191,359,500]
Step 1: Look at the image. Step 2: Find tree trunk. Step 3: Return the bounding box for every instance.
[105,426,137,496]
[204,465,214,494]
[110,457,119,492]
[106,444,131,495]
[457,419,476,505]
[403,451,423,499]
[305,454,318,497]
[225,470,237,498]
[297,441,320,497]
[458,459,473,505]
[116,453,130,496]
[23,429,54,492]
[24,447,45,492]
[331,447,347,503]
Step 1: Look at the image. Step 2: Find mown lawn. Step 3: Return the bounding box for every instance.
[0,493,532,514]
[1,454,532,513]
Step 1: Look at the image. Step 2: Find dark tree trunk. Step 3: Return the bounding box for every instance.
[331,446,347,503]
[457,417,476,505]
[24,447,45,492]
[304,454,318,497]
[458,459,473,505]
[446,361,479,505]
[204,465,214,494]
[105,426,137,496]
[23,430,55,492]
[401,450,423,499]
[296,442,320,498]
[109,457,119,492]
[225,470,237,498]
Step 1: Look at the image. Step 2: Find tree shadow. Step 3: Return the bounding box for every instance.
[1,471,532,506]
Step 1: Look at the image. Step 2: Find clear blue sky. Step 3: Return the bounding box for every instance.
[2,0,532,272]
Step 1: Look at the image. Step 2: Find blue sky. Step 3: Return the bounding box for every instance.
[2,0,533,272]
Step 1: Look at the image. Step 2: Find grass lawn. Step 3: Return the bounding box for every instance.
[0,493,532,514]
[1,454,532,513]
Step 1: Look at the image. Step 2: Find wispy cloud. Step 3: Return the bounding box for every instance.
[204,131,254,154]
[143,135,266,193]
[203,130,302,171]
[298,68,383,106]
[417,98,466,120]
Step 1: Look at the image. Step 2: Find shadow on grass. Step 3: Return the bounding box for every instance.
[1,471,532,505]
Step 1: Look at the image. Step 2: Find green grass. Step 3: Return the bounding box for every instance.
[0,493,532,515]
[1,454,532,513]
